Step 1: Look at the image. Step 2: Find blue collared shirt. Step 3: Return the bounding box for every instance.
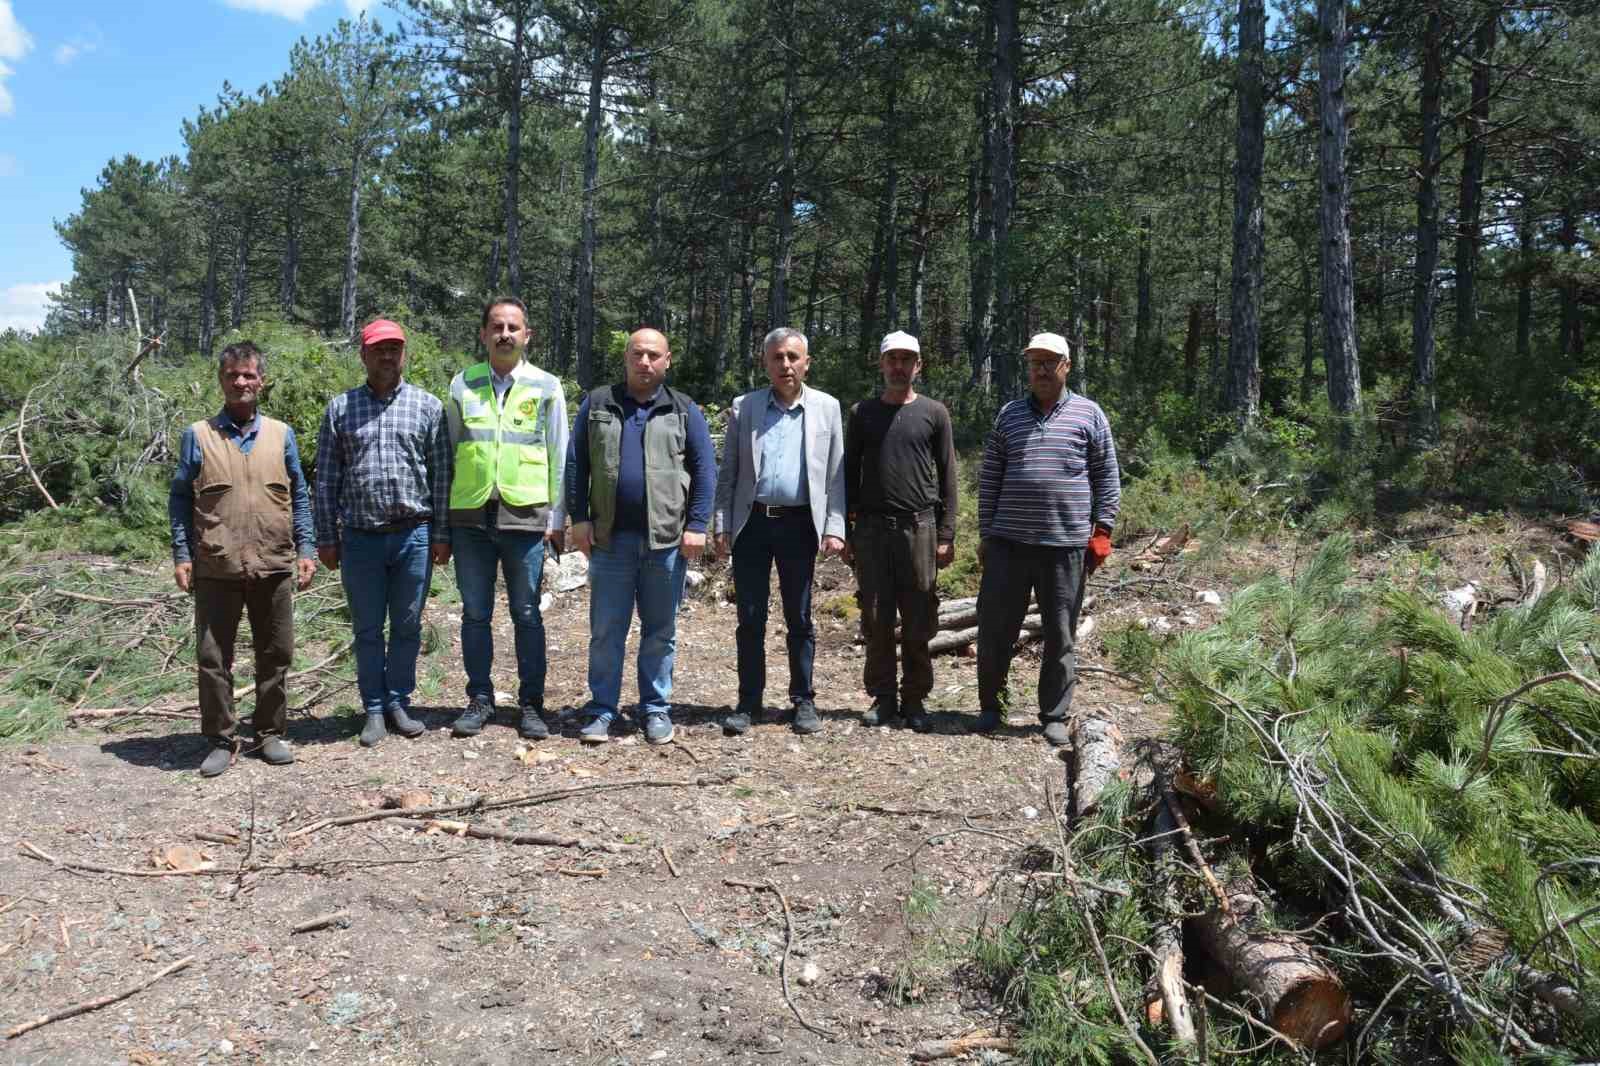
[168,410,316,564]
[754,388,808,506]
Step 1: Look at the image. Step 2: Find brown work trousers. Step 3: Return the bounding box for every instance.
[195,573,294,745]
[854,511,939,705]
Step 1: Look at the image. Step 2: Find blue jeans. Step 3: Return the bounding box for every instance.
[584,529,687,720]
[340,524,433,716]
[732,511,817,712]
[453,521,547,707]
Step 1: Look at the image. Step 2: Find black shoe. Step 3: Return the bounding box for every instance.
[972,709,1003,735]
[452,696,494,738]
[388,703,425,738]
[359,713,387,747]
[258,736,295,765]
[792,700,823,735]
[904,703,933,734]
[200,743,234,778]
[1042,720,1071,747]
[861,696,898,728]
[517,703,550,740]
[722,707,755,736]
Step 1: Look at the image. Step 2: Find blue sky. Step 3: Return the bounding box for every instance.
[0,0,383,332]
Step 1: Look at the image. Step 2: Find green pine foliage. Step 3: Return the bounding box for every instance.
[1159,536,1600,1056]
[983,536,1600,1060]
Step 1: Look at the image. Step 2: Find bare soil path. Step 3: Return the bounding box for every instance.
[0,554,1153,1066]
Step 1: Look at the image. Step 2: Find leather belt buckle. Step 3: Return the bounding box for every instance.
[762,503,783,519]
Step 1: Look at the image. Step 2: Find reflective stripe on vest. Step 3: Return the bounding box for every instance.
[449,363,551,509]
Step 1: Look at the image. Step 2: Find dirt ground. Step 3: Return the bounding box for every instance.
[0,515,1568,1065]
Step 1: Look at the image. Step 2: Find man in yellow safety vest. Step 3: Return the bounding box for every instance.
[442,296,568,740]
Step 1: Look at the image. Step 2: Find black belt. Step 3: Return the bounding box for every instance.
[859,508,935,528]
[754,503,809,519]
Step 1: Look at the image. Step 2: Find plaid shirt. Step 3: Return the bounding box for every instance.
[313,381,451,547]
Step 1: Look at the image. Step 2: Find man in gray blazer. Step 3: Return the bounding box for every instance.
[713,327,847,736]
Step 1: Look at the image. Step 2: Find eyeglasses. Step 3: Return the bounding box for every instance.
[1026,358,1065,372]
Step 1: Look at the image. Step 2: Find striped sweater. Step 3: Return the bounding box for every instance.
[977,391,1120,547]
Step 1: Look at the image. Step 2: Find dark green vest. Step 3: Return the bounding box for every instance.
[585,385,692,550]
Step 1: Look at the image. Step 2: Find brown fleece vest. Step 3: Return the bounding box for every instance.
[190,416,297,580]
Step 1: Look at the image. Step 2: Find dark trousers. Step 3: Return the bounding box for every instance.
[732,510,817,711]
[195,573,294,745]
[976,537,1085,723]
[855,512,939,705]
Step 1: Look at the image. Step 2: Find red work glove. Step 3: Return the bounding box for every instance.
[1086,526,1113,576]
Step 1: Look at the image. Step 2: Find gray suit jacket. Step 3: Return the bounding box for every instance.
[713,385,847,546]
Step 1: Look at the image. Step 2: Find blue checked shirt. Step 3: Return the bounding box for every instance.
[313,381,452,547]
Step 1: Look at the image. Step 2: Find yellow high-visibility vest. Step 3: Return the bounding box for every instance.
[449,362,551,510]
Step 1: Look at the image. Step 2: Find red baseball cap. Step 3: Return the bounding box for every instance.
[361,319,406,347]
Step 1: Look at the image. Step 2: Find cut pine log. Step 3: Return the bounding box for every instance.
[1192,877,1352,1049]
[927,613,1042,656]
[1068,714,1125,819]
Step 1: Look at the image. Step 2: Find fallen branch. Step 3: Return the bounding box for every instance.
[5,955,194,1039]
[1144,769,1196,1046]
[1163,789,1230,915]
[288,772,732,838]
[910,1034,1018,1061]
[661,845,681,878]
[415,819,638,853]
[724,878,839,1040]
[15,383,58,511]
[291,910,350,935]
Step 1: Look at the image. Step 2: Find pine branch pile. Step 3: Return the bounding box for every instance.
[0,550,358,741]
[978,535,1600,1063]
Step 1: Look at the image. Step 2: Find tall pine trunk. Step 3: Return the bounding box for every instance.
[647,74,667,327]
[340,145,362,340]
[1318,0,1362,422]
[230,217,251,331]
[738,223,755,384]
[1516,202,1533,359]
[504,0,526,298]
[279,203,300,315]
[1134,213,1154,399]
[576,19,608,388]
[715,203,733,380]
[1453,8,1496,345]
[200,232,221,358]
[967,6,995,389]
[1559,203,1582,358]
[909,184,931,338]
[985,0,1020,394]
[1410,4,1444,447]
[1226,0,1266,424]
[768,9,796,329]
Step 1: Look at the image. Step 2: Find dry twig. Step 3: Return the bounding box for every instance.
[5,955,194,1039]
[724,878,839,1040]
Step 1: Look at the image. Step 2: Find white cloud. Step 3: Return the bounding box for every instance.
[0,0,34,118]
[220,0,326,20]
[0,281,64,334]
[0,152,19,177]
[54,33,99,65]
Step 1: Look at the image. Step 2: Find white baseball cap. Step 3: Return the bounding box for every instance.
[879,330,920,355]
[1024,332,1070,359]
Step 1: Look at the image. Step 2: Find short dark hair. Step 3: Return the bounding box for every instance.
[218,341,266,378]
[481,296,529,330]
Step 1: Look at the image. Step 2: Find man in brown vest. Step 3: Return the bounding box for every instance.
[169,341,317,777]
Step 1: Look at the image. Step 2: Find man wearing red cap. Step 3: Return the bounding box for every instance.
[974,332,1120,746]
[313,319,452,747]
